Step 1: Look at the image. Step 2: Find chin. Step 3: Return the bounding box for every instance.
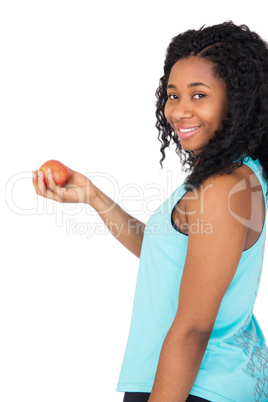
[180,141,208,154]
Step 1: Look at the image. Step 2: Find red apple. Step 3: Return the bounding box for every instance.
[39,160,71,187]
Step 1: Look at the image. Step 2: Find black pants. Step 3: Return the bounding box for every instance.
[123,392,210,402]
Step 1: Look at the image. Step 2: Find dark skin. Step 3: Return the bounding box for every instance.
[33,56,265,401]
[164,57,229,155]
[148,57,265,401]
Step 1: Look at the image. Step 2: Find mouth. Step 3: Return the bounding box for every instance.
[175,125,201,140]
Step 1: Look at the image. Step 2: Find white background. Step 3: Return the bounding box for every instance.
[1,1,268,401]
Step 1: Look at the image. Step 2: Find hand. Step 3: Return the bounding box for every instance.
[32,167,97,204]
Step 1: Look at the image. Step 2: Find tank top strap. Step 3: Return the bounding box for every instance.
[242,156,268,209]
[167,182,188,214]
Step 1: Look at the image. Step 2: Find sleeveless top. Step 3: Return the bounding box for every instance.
[116,156,268,402]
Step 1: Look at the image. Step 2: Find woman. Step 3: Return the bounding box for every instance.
[33,21,268,402]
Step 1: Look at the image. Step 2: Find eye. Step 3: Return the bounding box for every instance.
[193,93,206,99]
[167,94,178,100]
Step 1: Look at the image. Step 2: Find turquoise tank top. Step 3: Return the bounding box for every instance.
[117,156,268,402]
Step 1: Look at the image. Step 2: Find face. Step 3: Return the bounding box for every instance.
[164,57,229,155]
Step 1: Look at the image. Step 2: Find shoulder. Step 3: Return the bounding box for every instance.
[185,164,253,227]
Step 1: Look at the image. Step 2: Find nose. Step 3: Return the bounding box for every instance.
[171,99,193,120]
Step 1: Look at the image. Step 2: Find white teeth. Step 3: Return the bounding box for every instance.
[179,127,199,133]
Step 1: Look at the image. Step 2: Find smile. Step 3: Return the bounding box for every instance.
[179,126,199,133]
[175,126,201,139]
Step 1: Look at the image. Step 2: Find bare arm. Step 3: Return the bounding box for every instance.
[90,184,145,258]
[32,167,145,258]
[149,173,250,401]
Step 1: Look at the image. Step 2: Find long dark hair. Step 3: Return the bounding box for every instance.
[156,21,268,190]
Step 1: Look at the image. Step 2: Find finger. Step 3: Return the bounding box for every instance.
[46,168,62,193]
[45,168,66,201]
[32,169,63,203]
[32,170,39,193]
[45,168,56,191]
[37,169,48,196]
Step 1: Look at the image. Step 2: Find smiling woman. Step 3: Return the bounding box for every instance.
[156,23,268,191]
[32,20,268,402]
[164,57,229,154]
[117,21,268,402]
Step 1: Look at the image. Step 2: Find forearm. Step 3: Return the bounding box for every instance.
[149,324,210,402]
[90,184,145,257]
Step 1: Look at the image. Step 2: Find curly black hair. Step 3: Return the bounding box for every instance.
[156,21,268,191]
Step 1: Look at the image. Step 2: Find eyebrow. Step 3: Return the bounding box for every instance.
[167,82,211,89]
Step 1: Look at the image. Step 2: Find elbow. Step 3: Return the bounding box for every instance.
[187,326,213,344]
[188,319,215,340]
[180,327,213,351]
[170,320,214,345]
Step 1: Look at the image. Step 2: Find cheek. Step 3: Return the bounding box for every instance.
[204,103,226,129]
